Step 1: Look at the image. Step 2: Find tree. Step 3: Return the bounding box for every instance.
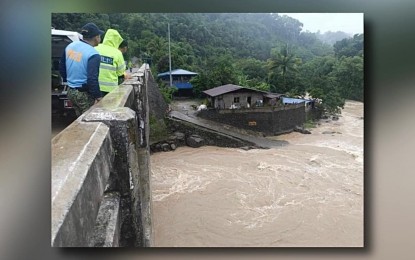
[190,71,212,97]
[51,12,362,109]
[190,55,240,97]
[333,56,364,101]
[334,33,363,58]
[236,58,268,82]
[300,56,345,114]
[268,45,302,94]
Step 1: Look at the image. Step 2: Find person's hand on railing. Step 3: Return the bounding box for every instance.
[124,72,132,80]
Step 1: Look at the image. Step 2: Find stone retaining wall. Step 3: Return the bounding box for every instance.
[149,118,256,153]
[198,105,306,135]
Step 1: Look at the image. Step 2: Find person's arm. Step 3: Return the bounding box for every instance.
[85,54,102,100]
[116,53,127,85]
[116,54,126,77]
[59,50,67,83]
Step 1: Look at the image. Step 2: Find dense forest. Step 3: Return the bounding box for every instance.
[52,13,363,113]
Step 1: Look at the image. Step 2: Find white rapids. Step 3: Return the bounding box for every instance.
[150,101,364,247]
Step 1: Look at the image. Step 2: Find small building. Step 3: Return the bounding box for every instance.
[157,69,198,96]
[203,84,285,109]
[200,85,319,135]
[203,84,267,109]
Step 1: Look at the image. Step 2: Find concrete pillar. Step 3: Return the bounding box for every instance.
[83,107,144,246]
[82,65,153,247]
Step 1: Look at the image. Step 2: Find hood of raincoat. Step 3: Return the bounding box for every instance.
[102,29,123,48]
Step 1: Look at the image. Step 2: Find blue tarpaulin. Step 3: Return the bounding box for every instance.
[282,97,312,104]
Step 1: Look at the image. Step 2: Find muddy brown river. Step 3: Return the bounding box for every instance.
[150,101,363,247]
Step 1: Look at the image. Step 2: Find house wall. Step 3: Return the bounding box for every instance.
[213,92,264,109]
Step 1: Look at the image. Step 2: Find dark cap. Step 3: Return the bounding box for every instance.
[81,23,104,38]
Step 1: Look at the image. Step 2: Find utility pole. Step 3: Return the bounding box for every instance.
[168,22,172,87]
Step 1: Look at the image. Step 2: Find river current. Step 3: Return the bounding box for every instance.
[150,101,363,247]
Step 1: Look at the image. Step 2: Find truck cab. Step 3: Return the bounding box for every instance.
[51,28,82,118]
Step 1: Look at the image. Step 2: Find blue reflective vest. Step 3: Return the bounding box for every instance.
[65,41,99,88]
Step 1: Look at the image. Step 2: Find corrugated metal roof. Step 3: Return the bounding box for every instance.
[282,97,313,104]
[203,84,244,97]
[203,84,283,97]
[157,69,198,77]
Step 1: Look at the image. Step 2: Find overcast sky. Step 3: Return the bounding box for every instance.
[278,13,364,35]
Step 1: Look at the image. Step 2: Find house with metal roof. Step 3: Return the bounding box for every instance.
[202,84,284,109]
[203,84,263,109]
[199,84,308,135]
[157,69,198,94]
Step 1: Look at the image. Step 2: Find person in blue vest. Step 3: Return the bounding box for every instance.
[59,23,103,117]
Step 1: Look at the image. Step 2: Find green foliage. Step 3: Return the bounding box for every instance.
[252,82,271,92]
[52,13,333,75]
[202,98,210,106]
[52,13,363,113]
[190,71,212,98]
[149,115,169,143]
[268,45,303,95]
[303,119,317,129]
[190,55,241,97]
[300,55,345,113]
[334,34,364,58]
[334,56,364,101]
[158,81,178,103]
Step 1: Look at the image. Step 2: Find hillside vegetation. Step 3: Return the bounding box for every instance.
[52,13,363,113]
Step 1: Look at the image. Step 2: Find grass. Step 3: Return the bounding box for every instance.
[303,119,317,129]
[149,115,169,143]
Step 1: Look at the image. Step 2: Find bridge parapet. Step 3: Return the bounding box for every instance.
[51,64,152,247]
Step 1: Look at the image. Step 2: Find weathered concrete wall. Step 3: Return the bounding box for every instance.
[138,66,153,246]
[51,64,153,247]
[306,106,323,121]
[146,71,168,121]
[51,121,113,247]
[198,104,306,135]
[89,192,121,247]
[214,91,263,109]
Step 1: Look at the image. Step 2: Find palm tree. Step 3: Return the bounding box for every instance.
[268,44,302,93]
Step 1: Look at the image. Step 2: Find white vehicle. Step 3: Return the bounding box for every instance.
[51,28,82,118]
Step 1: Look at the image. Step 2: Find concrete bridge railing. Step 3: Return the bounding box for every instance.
[51,64,152,247]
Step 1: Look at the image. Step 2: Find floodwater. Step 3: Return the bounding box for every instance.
[150,101,363,247]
